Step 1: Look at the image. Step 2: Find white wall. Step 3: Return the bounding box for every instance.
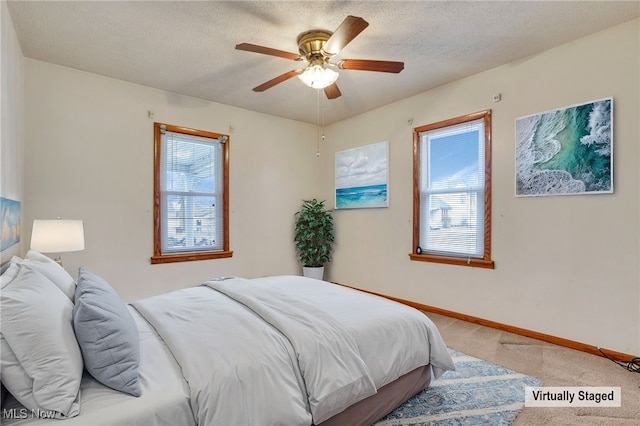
[23,60,322,301]
[15,10,639,355]
[0,0,24,262]
[323,20,640,355]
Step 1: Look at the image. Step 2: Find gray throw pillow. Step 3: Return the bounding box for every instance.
[73,268,141,397]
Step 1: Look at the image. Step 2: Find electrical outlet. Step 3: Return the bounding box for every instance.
[492,93,502,102]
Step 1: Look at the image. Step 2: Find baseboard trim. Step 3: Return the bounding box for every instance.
[334,281,636,363]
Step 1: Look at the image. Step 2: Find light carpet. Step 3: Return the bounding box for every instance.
[375,349,542,426]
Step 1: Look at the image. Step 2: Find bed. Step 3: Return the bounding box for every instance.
[1,252,455,426]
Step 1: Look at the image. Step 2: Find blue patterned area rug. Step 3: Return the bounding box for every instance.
[375,349,542,426]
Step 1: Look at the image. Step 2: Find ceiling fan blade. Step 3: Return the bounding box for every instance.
[322,16,369,55]
[236,43,301,61]
[324,83,341,100]
[337,59,404,73]
[252,70,301,92]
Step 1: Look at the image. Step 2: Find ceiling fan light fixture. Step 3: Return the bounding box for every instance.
[237,16,402,99]
[298,64,339,89]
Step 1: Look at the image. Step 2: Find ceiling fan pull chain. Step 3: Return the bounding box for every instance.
[316,89,321,157]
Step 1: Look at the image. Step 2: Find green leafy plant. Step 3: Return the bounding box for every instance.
[294,199,335,267]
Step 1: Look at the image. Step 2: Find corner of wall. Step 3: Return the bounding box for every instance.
[1,1,25,261]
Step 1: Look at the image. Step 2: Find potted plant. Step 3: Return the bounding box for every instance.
[294,199,335,280]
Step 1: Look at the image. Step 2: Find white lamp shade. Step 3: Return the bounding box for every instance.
[30,220,85,253]
[298,64,339,89]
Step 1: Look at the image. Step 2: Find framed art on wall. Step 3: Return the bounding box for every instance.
[1,197,21,251]
[515,98,613,197]
[335,141,389,209]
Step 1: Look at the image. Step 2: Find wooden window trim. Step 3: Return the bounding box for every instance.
[151,122,232,264]
[410,110,494,269]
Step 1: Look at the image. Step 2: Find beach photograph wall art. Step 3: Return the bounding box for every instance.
[515,98,612,197]
[1,197,21,252]
[335,141,389,209]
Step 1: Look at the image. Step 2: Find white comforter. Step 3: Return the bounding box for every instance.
[132,286,311,426]
[133,276,454,426]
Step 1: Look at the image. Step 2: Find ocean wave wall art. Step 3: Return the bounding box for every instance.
[515,98,612,196]
[335,141,389,209]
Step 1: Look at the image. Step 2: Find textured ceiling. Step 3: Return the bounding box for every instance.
[7,1,640,125]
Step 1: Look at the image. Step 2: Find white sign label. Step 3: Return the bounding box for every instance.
[525,387,621,407]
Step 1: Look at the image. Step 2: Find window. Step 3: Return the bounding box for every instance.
[410,110,494,269]
[151,123,232,264]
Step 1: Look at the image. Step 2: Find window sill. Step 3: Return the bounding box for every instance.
[151,250,233,264]
[408,253,494,269]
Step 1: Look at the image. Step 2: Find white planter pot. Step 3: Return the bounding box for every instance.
[302,266,324,281]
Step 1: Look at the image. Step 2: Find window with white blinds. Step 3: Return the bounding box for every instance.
[411,111,494,269]
[152,123,231,264]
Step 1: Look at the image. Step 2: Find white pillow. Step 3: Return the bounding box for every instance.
[0,335,34,405]
[0,258,21,289]
[0,267,82,418]
[0,259,34,409]
[18,250,76,301]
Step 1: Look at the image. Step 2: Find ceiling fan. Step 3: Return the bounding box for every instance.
[236,15,404,100]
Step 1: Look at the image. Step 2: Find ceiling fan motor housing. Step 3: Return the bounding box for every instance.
[297,30,333,61]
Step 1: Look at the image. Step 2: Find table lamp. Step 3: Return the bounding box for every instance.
[30,219,85,265]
